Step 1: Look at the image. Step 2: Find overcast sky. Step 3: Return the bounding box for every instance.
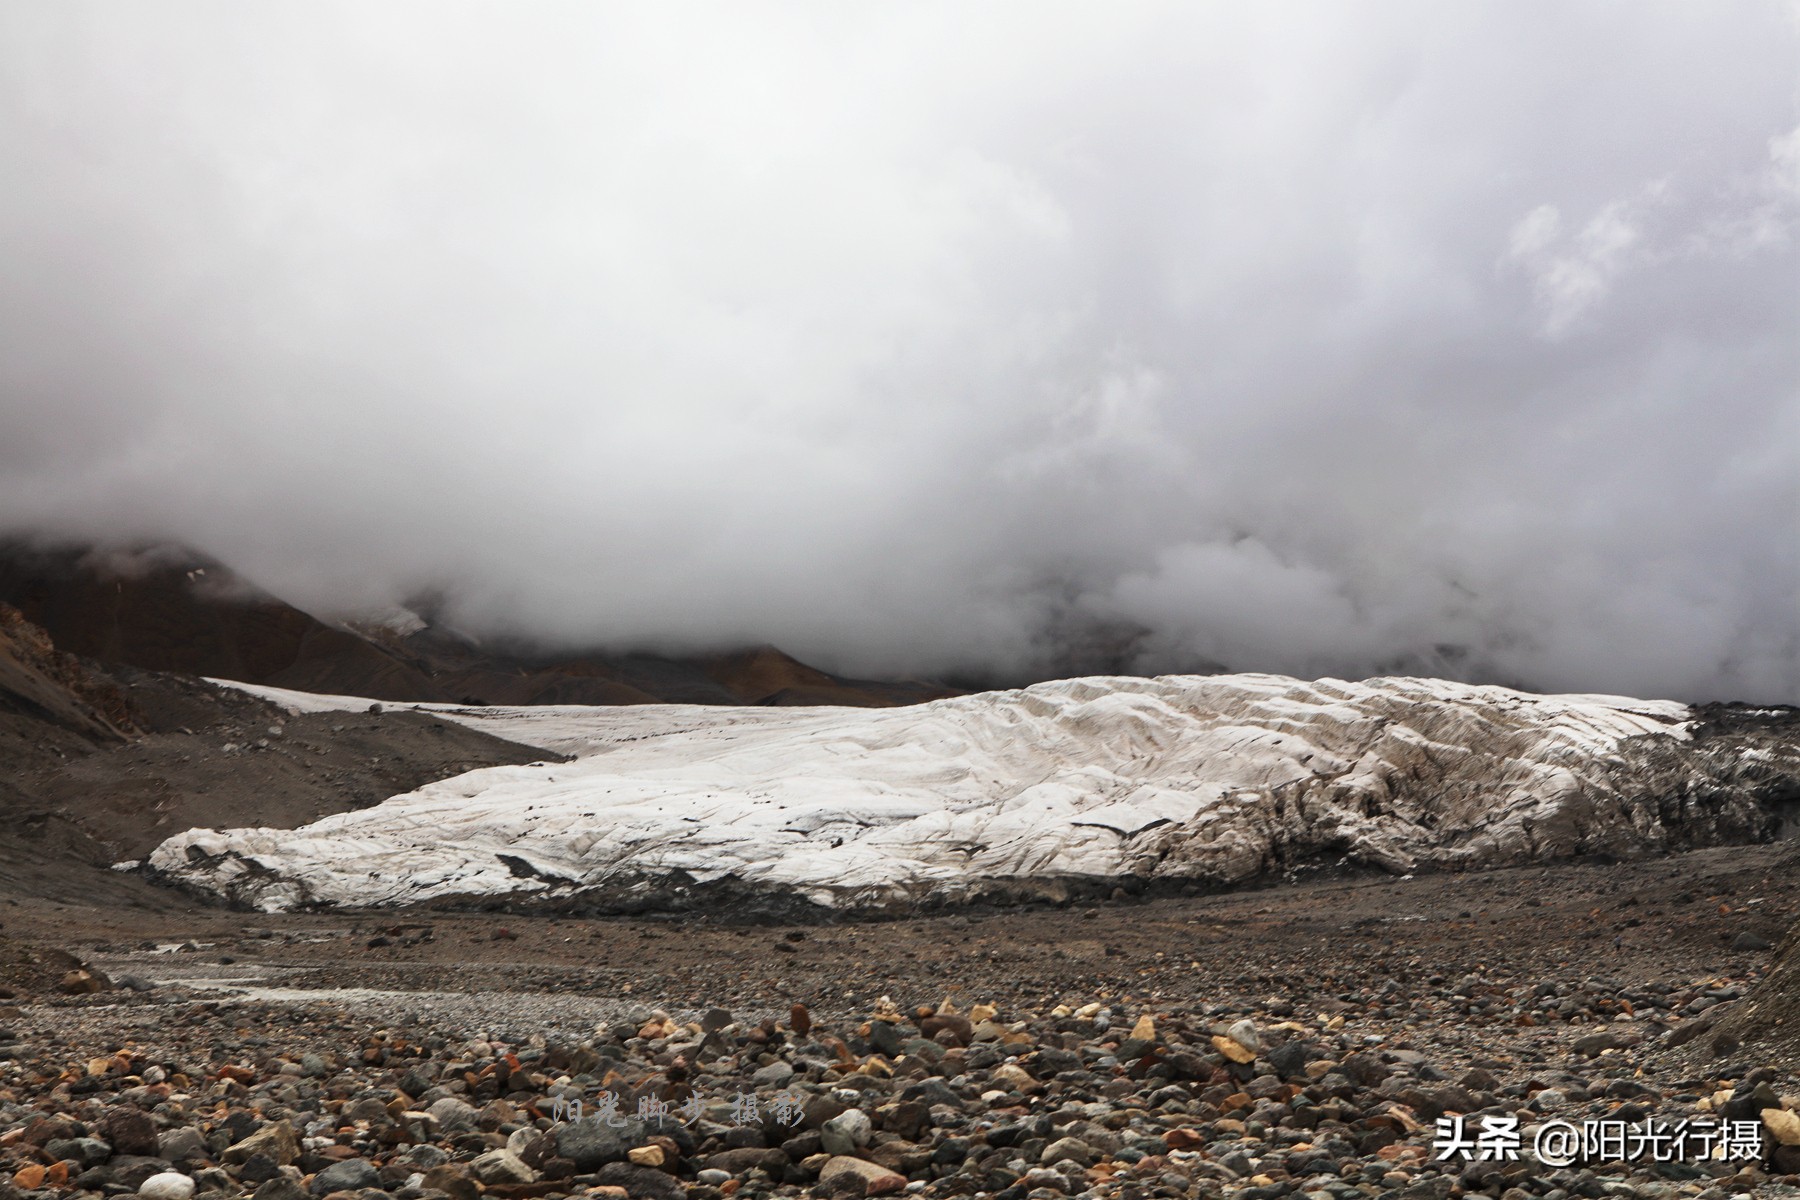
[1,2,1796,701]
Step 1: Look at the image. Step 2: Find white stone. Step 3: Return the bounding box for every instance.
[821,1108,873,1155]
[138,1173,196,1200]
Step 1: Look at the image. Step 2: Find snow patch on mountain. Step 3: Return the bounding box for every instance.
[147,674,1796,913]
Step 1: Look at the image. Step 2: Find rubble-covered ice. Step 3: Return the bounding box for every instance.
[145,674,1800,912]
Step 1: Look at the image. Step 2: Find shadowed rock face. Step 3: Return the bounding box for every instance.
[0,541,957,708]
[148,674,1800,914]
[0,602,137,742]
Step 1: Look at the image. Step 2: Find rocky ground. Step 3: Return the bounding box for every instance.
[4,843,1800,1200]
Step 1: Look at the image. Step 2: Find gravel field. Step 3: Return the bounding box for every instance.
[5,843,1800,1200]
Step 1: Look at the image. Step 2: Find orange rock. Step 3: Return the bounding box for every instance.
[1382,1105,1425,1133]
[1377,1143,1427,1165]
[819,1156,906,1196]
[1212,1034,1256,1064]
[1163,1128,1205,1150]
[12,1165,46,1189]
[45,1161,69,1186]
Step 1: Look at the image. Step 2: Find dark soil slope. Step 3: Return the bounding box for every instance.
[0,604,553,906]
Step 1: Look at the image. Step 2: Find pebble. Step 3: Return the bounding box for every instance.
[138,1172,197,1200]
[224,1120,298,1166]
[309,1157,378,1195]
[469,1148,535,1184]
[820,1106,873,1154]
[819,1154,907,1196]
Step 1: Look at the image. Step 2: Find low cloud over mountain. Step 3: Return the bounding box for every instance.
[2,3,1794,700]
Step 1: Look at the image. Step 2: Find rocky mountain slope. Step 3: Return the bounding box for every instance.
[149,674,1800,914]
[0,603,138,743]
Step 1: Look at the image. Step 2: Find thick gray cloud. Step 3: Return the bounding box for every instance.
[2,2,1796,701]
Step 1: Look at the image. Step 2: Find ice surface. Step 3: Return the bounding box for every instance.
[150,673,1757,913]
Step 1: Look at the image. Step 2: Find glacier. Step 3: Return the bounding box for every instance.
[144,674,1800,914]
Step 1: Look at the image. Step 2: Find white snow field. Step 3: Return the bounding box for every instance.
[145,674,1792,913]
